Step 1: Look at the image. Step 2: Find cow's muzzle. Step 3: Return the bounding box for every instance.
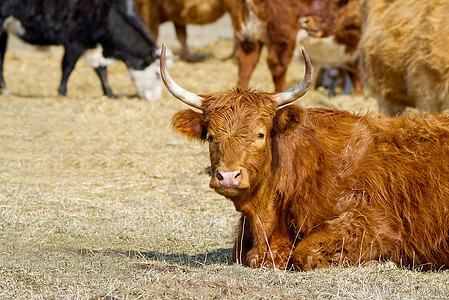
[217,169,242,188]
[210,167,249,190]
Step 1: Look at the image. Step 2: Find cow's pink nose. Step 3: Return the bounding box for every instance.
[216,169,242,188]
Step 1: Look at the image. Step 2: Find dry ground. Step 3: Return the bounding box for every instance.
[1,17,449,299]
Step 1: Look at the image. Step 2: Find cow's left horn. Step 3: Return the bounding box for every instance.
[274,47,313,107]
[160,43,203,110]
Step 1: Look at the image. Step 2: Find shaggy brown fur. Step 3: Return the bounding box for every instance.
[172,88,449,271]
[134,0,233,60]
[231,0,313,92]
[359,0,449,115]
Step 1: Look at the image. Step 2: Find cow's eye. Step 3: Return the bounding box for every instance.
[206,133,214,142]
[257,133,265,139]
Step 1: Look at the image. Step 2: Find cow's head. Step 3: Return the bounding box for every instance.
[104,2,164,101]
[298,0,360,38]
[160,44,312,200]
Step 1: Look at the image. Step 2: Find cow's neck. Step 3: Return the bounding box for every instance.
[274,109,360,233]
[231,179,276,217]
[229,108,357,253]
[230,166,289,251]
[235,115,346,238]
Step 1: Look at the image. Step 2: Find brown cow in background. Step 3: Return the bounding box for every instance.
[231,0,313,92]
[297,0,362,96]
[160,43,449,271]
[359,0,449,115]
[134,0,233,61]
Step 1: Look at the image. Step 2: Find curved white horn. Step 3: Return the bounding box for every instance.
[274,47,313,107]
[160,43,203,110]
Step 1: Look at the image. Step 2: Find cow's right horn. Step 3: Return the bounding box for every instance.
[273,47,313,107]
[160,43,203,110]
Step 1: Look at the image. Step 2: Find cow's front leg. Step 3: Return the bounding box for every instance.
[292,214,380,271]
[59,44,85,96]
[292,229,342,270]
[232,215,253,265]
[244,222,293,269]
[247,244,293,269]
[234,212,294,269]
[0,32,8,94]
[232,214,271,268]
[94,66,117,98]
[267,37,296,92]
[235,39,263,90]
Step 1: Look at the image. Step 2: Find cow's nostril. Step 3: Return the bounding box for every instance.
[216,170,223,181]
[235,171,242,179]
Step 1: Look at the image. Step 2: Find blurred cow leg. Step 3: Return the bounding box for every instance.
[348,62,362,95]
[267,38,296,92]
[236,39,263,90]
[232,215,253,266]
[326,69,338,97]
[0,32,8,94]
[59,44,85,96]
[94,66,117,98]
[174,23,190,61]
[343,72,353,95]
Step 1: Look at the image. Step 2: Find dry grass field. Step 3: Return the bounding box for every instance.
[1,19,449,299]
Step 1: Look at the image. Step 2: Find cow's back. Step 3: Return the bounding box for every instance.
[351,114,449,265]
[333,112,449,266]
[275,108,449,267]
[1,0,110,45]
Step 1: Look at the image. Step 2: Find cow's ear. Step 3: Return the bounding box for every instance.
[172,109,205,141]
[272,105,305,136]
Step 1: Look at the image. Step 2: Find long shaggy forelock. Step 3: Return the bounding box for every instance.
[200,88,278,136]
[199,88,278,113]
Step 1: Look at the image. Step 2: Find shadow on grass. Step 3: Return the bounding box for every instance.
[76,247,233,269]
[184,50,234,62]
[183,52,212,63]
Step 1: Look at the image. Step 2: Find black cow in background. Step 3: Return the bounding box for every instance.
[0,0,162,100]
